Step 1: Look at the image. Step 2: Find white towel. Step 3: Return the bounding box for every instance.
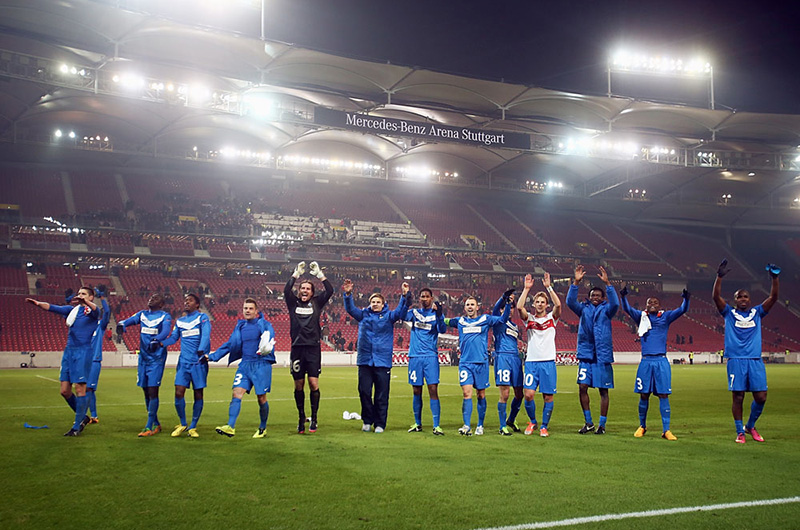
[258,330,275,355]
[65,305,81,327]
[638,312,652,337]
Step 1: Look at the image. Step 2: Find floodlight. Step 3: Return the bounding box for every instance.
[54,129,62,138]
[59,64,69,74]
[68,131,75,139]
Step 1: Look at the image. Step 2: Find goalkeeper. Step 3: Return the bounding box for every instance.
[284,261,333,434]
[209,298,277,439]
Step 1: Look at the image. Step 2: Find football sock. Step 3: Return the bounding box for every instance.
[746,401,765,430]
[599,415,607,428]
[508,397,522,424]
[146,397,159,430]
[175,397,187,426]
[638,398,649,428]
[659,397,671,432]
[525,399,537,424]
[228,397,242,428]
[88,390,97,418]
[413,394,423,425]
[462,398,473,427]
[734,419,744,434]
[542,401,554,429]
[310,389,320,421]
[497,401,508,427]
[294,390,305,419]
[72,395,87,430]
[259,401,270,429]
[477,397,487,426]
[430,399,441,428]
[64,394,77,412]
[144,390,150,412]
[189,399,203,429]
[583,409,593,425]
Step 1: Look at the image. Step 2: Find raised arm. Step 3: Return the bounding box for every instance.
[389,283,411,322]
[517,274,534,321]
[619,285,640,321]
[543,272,561,321]
[342,279,363,321]
[762,264,780,313]
[26,298,52,311]
[712,259,730,312]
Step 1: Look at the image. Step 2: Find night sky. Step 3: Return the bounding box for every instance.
[254,0,800,115]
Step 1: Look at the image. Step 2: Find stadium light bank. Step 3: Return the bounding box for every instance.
[608,51,715,109]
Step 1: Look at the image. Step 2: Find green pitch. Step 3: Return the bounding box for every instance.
[1,364,799,529]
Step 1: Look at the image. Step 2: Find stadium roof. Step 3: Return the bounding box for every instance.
[1,0,800,229]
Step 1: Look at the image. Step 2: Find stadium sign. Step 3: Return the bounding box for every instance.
[315,107,530,150]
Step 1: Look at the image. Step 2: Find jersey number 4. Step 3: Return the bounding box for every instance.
[409,370,418,383]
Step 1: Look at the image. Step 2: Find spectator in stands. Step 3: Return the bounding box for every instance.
[445,291,513,436]
[157,294,211,438]
[566,265,619,435]
[117,293,172,437]
[402,288,446,436]
[86,286,111,425]
[713,260,779,444]
[26,286,102,436]
[284,261,333,434]
[517,272,561,438]
[491,290,525,436]
[620,285,690,441]
[343,279,410,433]
[209,298,276,439]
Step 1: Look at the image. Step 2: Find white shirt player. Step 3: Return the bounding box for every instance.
[525,311,558,362]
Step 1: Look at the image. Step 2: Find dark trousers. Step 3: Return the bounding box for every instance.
[358,365,392,429]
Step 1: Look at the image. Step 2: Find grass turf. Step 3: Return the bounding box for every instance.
[1,363,799,529]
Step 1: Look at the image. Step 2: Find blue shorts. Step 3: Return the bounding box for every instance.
[494,353,523,387]
[233,361,273,395]
[576,361,614,389]
[174,361,209,390]
[727,358,767,392]
[408,356,440,385]
[59,346,92,384]
[524,360,558,394]
[459,362,490,390]
[138,359,167,388]
[635,356,671,394]
[87,360,102,390]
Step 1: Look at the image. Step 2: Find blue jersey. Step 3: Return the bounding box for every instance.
[210,316,276,365]
[404,307,446,357]
[49,303,102,349]
[119,309,172,363]
[621,296,688,356]
[446,304,510,364]
[90,299,111,361]
[163,310,211,364]
[491,296,521,355]
[721,304,767,359]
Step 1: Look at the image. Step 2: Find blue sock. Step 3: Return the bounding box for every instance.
[599,415,607,428]
[175,397,187,426]
[638,398,649,428]
[735,419,744,434]
[88,391,97,418]
[228,397,242,428]
[259,401,270,429]
[72,395,87,430]
[412,394,423,425]
[659,397,671,433]
[525,400,537,424]
[746,401,765,430]
[64,394,77,412]
[147,398,159,430]
[497,402,508,427]
[477,397,487,427]
[542,401,554,428]
[430,399,441,428]
[583,409,593,425]
[189,400,203,429]
[508,397,522,424]
[462,398,473,427]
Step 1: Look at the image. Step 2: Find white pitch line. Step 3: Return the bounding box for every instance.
[36,375,60,383]
[474,496,800,530]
